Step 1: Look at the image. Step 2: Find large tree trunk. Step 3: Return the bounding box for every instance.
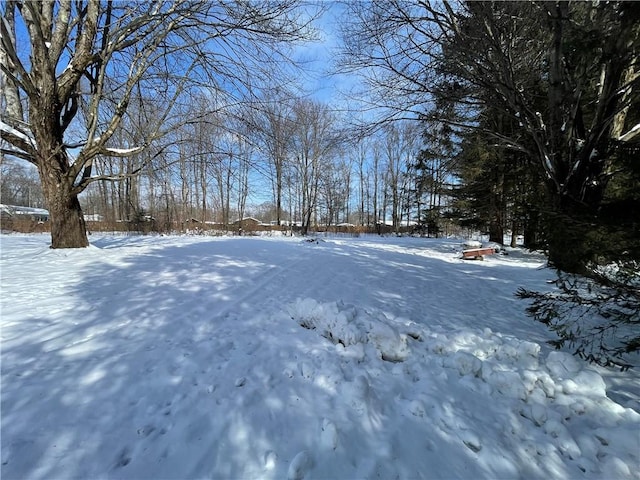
[38,152,89,249]
[523,209,542,251]
[487,182,504,244]
[488,216,503,244]
[48,193,90,249]
[544,191,597,276]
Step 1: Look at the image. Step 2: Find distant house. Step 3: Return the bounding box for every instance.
[0,204,50,222]
[83,214,104,222]
[334,222,356,233]
[274,220,302,227]
[231,217,263,229]
[381,219,417,227]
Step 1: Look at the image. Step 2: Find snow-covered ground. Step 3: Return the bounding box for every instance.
[1,233,638,479]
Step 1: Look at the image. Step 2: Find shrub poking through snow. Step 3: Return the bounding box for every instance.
[517,263,640,370]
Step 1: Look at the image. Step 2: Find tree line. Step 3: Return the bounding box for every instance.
[0,1,445,238]
[2,93,436,236]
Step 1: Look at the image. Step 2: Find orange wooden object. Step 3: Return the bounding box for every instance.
[462,247,496,259]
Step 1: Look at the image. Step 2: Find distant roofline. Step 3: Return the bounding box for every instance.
[0,204,50,216]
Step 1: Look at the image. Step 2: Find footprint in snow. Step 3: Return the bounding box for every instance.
[113,447,132,468]
[264,450,277,470]
[287,450,314,480]
[347,375,372,414]
[136,424,156,438]
[299,362,314,379]
[320,419,338,450]
[459,430,482,453]
[409,399,426,418]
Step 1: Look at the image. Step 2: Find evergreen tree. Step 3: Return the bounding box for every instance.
[414,120,457,237]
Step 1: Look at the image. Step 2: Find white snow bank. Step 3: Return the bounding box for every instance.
[288,298,410,362]
[287,299,640,479]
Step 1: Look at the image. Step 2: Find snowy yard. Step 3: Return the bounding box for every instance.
[1,233,638,479]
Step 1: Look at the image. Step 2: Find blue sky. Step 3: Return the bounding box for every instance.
[291,2,361,107]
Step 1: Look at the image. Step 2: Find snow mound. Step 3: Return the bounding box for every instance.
[288,298,410,362]
[287,299,639,479]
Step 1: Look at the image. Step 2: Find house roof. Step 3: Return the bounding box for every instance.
[231,217,263,224]
[0,204,50,217]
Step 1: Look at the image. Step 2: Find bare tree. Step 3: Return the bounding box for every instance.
[235,132,252,232]
[248,88,298,226]
[182,94,231,225]
[319,155,351,228]
[0,159,44,207]
[371,140,383,228]
[379,122,420,232]
[1,0,316,247]
[352,140,369,226]
[289,99,337,235]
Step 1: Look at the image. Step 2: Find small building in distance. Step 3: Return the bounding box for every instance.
[1,204,50,223]
[231,217,264,230]
[83,213,105,222]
